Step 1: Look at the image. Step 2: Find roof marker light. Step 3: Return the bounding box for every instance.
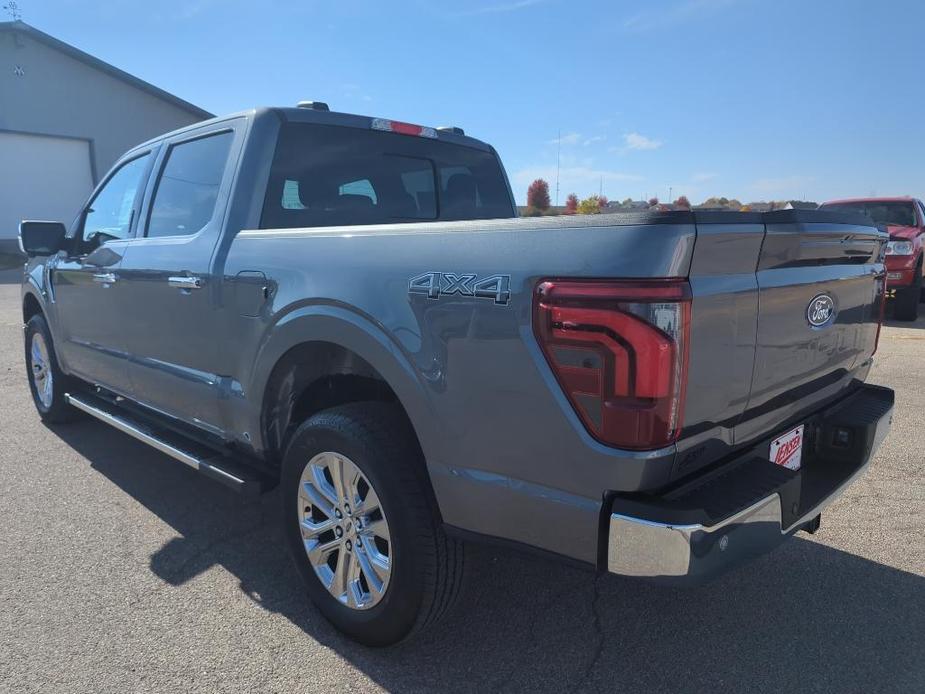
[297,101,330,111]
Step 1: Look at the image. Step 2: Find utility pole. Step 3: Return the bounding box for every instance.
[555,129,561,207]
[599,175,603,198]
[669,185,672,203]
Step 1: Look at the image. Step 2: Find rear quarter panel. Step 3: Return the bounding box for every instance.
[225,216,695,563]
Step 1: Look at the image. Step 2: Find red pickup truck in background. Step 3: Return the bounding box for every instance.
[819,197,925,321]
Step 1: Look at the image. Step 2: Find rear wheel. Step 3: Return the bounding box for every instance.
[894,263,922,321]
[281,403,464,646]
[24,314,75,423]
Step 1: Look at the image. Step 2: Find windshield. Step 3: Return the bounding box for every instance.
[821,201,917,227]
[261,123,514,229]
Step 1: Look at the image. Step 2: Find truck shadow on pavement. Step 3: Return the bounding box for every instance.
[51,420,924,694]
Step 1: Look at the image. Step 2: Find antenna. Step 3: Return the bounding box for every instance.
[3,1,22,20]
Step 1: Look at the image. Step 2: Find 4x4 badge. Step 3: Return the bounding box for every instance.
[409,272,511,305]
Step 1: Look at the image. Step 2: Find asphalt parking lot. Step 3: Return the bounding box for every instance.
[0,279,922,694]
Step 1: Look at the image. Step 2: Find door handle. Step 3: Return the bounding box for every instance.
[92,272,117,285]
[168,276,203,290]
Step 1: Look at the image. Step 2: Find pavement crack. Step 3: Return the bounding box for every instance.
[569,572,604,693]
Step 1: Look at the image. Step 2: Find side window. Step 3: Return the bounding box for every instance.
[918,201,925,226]
[147,131,233,238]
[81,153,151,245]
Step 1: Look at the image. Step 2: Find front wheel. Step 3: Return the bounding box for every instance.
[24,314,75,423]
[281,403,464,646]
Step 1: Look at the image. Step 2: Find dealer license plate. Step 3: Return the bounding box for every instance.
[770,425,804,471]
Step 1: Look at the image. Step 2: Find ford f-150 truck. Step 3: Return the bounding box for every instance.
[18,104,894,646]
[818,197,925,321]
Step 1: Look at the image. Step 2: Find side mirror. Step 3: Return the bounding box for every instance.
[18,221,67,257]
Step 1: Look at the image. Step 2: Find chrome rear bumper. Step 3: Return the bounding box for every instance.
[607,384,893,583]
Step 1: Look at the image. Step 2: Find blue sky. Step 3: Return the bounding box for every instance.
[15,0,925,204]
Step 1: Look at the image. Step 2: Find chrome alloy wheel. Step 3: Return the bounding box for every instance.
[298,452,392,610]
[30,332,53,409]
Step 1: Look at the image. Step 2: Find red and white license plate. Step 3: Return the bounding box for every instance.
[770,425,804,471]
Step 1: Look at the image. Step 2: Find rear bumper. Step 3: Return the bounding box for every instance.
[606,383,894,583]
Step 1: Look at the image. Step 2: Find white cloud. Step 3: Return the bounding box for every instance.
[623,132,663,151]
[548,132,582,146]
[691,172,717,183]
[624,0,741,32]
[456,0,550,17]
[583,136,606,147]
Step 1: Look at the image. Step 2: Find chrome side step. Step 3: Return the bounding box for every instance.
[64,392,264,495]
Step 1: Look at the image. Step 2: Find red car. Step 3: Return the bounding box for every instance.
[819,196,925,321]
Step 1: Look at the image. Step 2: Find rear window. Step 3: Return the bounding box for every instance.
[260,123,513,229]
[821,201,917,227]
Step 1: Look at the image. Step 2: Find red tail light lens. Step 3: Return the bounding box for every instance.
[534,279,692,450]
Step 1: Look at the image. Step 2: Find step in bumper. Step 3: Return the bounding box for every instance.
[606,383,894,583]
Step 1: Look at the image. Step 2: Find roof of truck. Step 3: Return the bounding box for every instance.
[130,106,494,155]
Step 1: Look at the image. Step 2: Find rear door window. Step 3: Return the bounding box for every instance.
[146,131,234,238]
[261,123,513,229]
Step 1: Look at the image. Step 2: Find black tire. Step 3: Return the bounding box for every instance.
[894,265,922,321]
[24,314,75,423]
[281,402,464,646]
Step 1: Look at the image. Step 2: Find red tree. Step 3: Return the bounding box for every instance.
[673,195,691,209]
[527,179,551,210]
[565,193,578,214]
[648,197,659,208]
[598,195,609,209]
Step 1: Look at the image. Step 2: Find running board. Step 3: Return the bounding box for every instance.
[64,392,265,495]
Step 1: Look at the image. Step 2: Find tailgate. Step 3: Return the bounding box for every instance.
[736,209,887,442]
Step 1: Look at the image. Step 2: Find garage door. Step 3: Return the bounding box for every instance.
[0,132,94,241]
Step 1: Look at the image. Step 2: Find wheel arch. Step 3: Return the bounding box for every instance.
[22,290,44,324]
[251,306,442,477]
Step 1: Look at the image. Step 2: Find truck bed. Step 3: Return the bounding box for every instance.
[224,208,886,564]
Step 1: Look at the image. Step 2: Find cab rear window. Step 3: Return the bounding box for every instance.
[260,123,513,229]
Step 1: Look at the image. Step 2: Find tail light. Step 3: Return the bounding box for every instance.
[873,272,887,355]
[371,118,437,138]
[534,279,692,450]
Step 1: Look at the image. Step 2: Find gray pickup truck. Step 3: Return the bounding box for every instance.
[18,104,894,646]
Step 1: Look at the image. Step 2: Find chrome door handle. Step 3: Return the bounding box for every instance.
[92,272,117,285]
[168,276,203,290]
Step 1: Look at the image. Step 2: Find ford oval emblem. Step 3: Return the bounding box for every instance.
[807,294,836,327]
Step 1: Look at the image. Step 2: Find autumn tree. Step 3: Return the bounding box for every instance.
[673,195,691,209]
[578,195,603,214]
[598,195,609,209]
[565,193,579,214]
[526,179,551,211]
[648,197,659,208]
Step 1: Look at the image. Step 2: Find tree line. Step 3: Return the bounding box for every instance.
[523,179,813,216]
